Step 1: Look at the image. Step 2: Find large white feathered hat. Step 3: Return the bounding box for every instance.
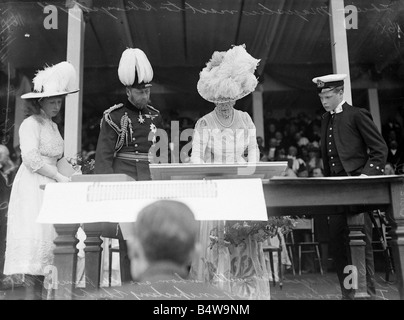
[197,44,260,104]
[118,48,153,88]
[21,61,79,99]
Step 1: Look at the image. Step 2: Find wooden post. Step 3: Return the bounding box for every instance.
[387,180,404,299]
[346,212,370,299]
[64,3,85,158]
[329,0,352,105]
[368,88,382,133]
[83,223,103,290]
[252,85,265,145]
[53,224,80,300]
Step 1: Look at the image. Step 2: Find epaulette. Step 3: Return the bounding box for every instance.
[103,103,124,115]
[148,105,160,114]
[100,103,124,131]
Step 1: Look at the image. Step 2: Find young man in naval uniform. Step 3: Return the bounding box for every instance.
[313,73,388,299]
[95,48,168,283]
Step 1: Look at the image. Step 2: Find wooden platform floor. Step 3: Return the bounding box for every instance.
[1,270,399,300]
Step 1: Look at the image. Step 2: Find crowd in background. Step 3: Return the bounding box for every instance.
[256,109,404,177]
[3,108,404,182]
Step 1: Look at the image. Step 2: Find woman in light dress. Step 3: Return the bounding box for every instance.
[3,62,79,299]
[189,45,271,300]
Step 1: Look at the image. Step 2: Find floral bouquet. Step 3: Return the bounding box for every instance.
[66,152,95,175]
[209,216,296,248]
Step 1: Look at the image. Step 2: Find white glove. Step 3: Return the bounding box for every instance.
[35,163,70,182]
[54,172,70,183]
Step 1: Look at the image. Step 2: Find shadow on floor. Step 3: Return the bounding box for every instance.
[269,271,399,300]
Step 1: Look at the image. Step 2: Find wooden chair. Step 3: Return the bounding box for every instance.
[370,210,395,282]
[263,232,283,289]
[294,218,323,275]
[284,232,296,275]
[107,238,120,287]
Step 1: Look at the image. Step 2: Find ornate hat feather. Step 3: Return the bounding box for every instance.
[118,48,153,87]
[197,44,260,104]
[21,61,79,99]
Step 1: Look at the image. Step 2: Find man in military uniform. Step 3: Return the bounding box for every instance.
[313,74,388,299]
[95,48,168,283]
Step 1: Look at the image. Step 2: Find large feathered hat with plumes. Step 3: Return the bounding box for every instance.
[21,61,79,99]
[197,44,260,104]
[118,48,153,88]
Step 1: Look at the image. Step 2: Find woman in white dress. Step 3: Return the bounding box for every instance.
[189,45,271,300]
[3,62,79,299]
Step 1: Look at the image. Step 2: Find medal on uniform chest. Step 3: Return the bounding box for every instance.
[145,111,157,121]
[150,123,157,144]
[138,111,145,124]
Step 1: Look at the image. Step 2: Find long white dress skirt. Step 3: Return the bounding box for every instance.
[4,162,57,276]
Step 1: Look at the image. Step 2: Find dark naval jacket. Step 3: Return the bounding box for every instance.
[321,102,388,176]
[94,100,167,180]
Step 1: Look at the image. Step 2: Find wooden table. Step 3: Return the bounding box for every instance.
[263,176,404,300]
[50,175,404,300]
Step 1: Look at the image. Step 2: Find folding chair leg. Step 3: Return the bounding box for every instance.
[108,239,112,287]
[288,246,295,276]
[278,249,283,289]
[315,245,323,275]
[298,245,302,276]
[269,252,276,287]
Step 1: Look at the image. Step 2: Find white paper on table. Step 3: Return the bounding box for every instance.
[37,179,268,224]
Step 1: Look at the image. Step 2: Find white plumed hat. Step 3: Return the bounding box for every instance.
[118,48,153,88]
[21,61,79,99]
[197,44,260,104]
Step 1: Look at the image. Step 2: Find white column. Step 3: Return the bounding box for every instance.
[368,88,382,133]
[252,85,265,144]
[329,0,352,105]
[64,4,85,158]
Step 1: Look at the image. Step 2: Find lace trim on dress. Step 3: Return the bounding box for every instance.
[22,148,44,172]
[4,239,55,275]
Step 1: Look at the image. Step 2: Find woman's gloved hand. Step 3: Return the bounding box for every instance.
[54,172,70,183]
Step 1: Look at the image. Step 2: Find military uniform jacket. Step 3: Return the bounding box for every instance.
[321,102,388,176]
[94,100,166,177]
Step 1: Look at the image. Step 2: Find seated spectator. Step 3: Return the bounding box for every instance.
[306,110,322,143]
[306,143,323,174]
[0,145,17,186]
[387,139,404,173]
[295,132,309,148]
[384,162,396,175]
[267,138,279,161]
[296,163,309,177]
[310,166,325,177]
[275,147,287,161]
[382,117,402,145]
[265,122,278,149]
[257,136,268,161]
[274,131,286,150]
[300,145,309,163]
[287,146,307,176]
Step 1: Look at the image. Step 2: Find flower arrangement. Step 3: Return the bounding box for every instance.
[67,152,95,175]
[209,216,296,247]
